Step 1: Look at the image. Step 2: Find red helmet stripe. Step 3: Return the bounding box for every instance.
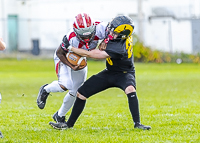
[76,13,84,28]
[73,22,78,29]
[84,13,92,27]
[74,13,93,29]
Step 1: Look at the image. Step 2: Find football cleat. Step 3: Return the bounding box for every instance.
[134,122,151,130]
[53,111,66,123]
[37,84,49,109]
[49,122,69,130]
[0,131,3,138]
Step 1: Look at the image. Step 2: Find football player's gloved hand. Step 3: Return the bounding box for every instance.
[60,35,72,51]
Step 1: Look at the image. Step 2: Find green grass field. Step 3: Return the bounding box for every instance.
[0,59,200,143]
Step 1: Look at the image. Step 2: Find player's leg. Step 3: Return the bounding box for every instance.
[45,62,73,94]
[125,86,150,130]
[0,131,3,138]
[116,72,151,130]
[57,93,75,115]
[66,71,112,128]
[49,65,75,122]
[49,91,85,129]
[37,59,71,109]
[50,70,111,129]
[54,67,88,122]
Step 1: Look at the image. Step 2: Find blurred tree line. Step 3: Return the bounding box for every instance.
[133,36,200,63]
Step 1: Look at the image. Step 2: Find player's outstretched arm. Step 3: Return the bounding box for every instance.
[0,38,6,51]
[70,47,110,60]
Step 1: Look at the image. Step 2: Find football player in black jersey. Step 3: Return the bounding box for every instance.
[49,15,151,130]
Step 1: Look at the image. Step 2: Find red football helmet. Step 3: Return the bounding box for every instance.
[73,13,96,47]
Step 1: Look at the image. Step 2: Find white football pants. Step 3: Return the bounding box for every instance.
[45,54,87,116]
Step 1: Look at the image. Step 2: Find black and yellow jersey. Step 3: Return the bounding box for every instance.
[105,36,134,72]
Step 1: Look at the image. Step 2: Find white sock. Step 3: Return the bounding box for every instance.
[44,81,65,93]
[58,92,76,116]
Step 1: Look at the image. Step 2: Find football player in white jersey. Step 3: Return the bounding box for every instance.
[37,13,107,123]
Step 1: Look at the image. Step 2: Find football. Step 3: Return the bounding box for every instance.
[66,52,87,67]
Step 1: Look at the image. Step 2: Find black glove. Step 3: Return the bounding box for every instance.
[60,35,70,50]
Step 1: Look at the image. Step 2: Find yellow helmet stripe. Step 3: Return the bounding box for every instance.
[114,24,133,35]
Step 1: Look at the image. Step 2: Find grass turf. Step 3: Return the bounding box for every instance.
[0,59,200,142]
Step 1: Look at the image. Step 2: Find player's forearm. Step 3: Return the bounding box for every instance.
[56,46,75,68]
[71,47,109,59]
[0,40,6,50]
[71,47,90,57]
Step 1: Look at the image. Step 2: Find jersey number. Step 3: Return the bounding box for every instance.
[126,36,133,58]
[106,58,113,65]
[106,36,133,66]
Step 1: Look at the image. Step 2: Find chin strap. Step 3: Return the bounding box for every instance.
[85,42,89,49]
[84,39,90,49]
[104,34,113,44]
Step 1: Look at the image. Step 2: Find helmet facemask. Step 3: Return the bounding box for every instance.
[74,26,96,43]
